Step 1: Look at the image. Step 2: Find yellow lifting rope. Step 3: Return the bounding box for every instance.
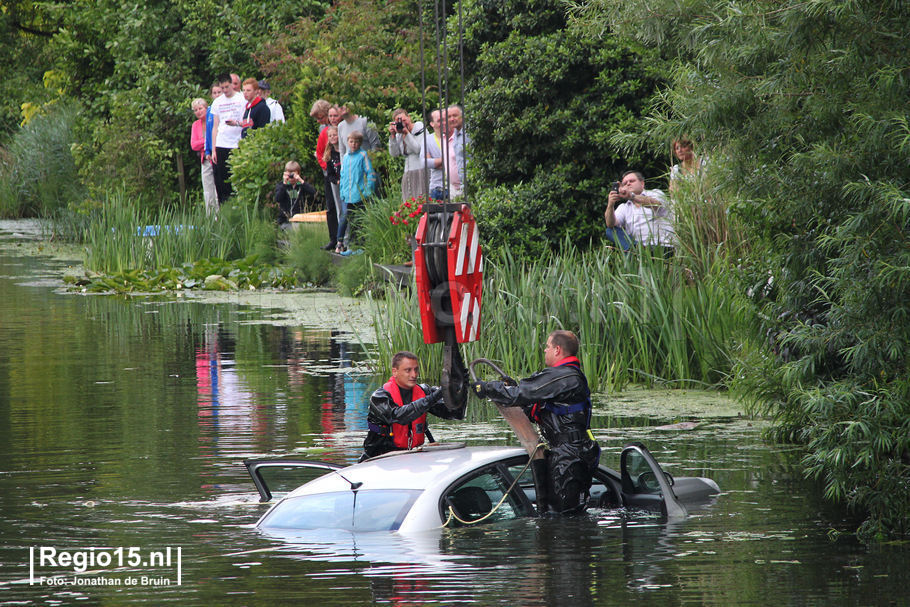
[442,442,548,528]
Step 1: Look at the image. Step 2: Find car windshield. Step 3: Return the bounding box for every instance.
[259,489,422,532]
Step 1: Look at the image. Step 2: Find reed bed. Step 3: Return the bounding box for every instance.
[370,243,749,392]
[79,191,278,274]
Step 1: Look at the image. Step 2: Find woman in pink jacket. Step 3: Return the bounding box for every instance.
[190,98,218,214]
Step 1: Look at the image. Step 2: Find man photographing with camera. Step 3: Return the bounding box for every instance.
[604,170,676,255]
[388,108,427,202]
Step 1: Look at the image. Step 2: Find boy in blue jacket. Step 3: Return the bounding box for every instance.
[335,131,376,254]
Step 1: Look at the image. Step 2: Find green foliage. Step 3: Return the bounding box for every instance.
[460,0,665,259]
[69,64,200,207]
[0,4,57,143]
[0,102,83,218]
[229,121,308,206]
[284,224,333,286]
[258,0,437,118]
[252,0,433,202]
[574,0,910,538]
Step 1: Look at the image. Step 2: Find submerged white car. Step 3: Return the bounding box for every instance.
[246,442,720,533]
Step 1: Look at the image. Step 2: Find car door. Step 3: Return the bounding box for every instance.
[244,458,342,502]
[441,458,535,526]
[619,442,688,517]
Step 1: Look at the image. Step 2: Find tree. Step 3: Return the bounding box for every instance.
[573,0,910,539]
[458,0,665,259]
[38,0,328,206]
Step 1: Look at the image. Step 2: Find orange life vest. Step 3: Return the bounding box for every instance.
[383,378,428,449]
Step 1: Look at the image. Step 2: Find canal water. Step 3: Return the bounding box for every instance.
[0,224,906,606]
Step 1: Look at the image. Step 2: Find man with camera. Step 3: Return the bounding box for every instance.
[604,170,675,255]
[388,108,427,202]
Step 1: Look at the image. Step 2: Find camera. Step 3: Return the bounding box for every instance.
[611,181,620,194]
[395,119,405,133]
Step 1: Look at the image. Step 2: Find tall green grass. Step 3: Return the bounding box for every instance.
[370,243,750,392]
[0,103,83,218]
[78,191,278,274]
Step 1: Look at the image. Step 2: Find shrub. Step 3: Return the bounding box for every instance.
[284,224,333,286]
[0,102,83,218]
[459,0,666,260]
[229,120,311,208]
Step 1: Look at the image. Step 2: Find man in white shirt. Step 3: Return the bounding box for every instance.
[337,105,380,156]
[210,72,246,204]
[447,105,469,196]
[604,170,675,254]
[259,81,285,123]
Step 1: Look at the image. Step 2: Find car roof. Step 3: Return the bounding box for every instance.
[285,445,527,498]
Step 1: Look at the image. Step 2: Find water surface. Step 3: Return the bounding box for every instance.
[0,227,905,606]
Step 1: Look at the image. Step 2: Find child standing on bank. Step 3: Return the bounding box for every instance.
[336,131,376,254]
[322,126,343,249]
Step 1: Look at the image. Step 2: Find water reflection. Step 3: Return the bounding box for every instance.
[189,317,374,460]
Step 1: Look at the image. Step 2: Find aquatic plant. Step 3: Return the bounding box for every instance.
[78,190,279,274]
[370,241,749,392]
[64,256,299,293]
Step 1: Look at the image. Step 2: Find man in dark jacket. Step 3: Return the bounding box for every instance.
[361,351,466,461]
[474,330,600,514]
[240,78,270,137]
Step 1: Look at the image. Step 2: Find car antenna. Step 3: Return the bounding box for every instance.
[333,470,362,492]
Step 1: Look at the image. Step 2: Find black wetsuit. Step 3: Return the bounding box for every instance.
[481,357,600,514]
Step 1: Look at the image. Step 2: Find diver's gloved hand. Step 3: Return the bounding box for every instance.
[472,381,490,398]
[424,387,444,405]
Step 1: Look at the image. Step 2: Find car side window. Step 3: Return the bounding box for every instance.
[506,462,537,505]
[443,469,523,526]
[623,449,662,495]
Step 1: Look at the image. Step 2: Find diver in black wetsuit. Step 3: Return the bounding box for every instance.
[473,330,600,514]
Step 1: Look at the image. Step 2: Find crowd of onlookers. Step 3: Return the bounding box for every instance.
[190,73,285,214]
[190,75,470,255]
[191,74,703,257]
[306,100,469,254]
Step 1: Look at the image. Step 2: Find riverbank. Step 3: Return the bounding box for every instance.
[0,219,376,344]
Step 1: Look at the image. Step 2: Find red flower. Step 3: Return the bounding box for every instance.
[404,201,412,209]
